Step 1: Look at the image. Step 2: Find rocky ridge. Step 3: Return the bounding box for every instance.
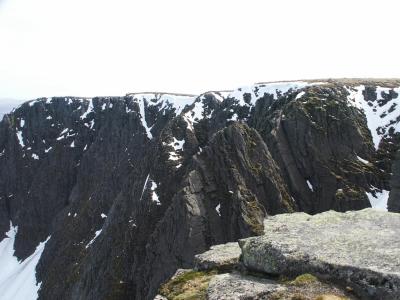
[0,79,400,299]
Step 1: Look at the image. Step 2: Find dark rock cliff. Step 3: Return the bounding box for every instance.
[0,79,399,299]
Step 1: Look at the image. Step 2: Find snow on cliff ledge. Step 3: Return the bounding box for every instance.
[227,81,325,106]
[347,85,400,149]
[0,223,50,300]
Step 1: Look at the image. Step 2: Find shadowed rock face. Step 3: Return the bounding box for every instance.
[250,85,386,213]
[0,79,399,299]
[388,150,400,212]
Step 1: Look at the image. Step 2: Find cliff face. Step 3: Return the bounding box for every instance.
[0,79,399,299]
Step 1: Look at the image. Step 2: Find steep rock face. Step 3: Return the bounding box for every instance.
[0,98,92,257]
[250,85,385,213]
[388,150,400,212]
[0,79,399,300]
[137,123,294,299]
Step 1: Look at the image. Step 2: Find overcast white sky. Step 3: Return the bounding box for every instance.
[0,0,400,102]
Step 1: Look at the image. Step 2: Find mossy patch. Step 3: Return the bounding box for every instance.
[159,270,217,300]
[270,273,354,300]
[290,273,319,286]
[242,197,265,235]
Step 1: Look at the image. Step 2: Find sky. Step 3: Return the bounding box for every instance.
[0,0,400,107]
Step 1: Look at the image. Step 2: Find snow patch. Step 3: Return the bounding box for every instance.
[57,128,76,141]
[347,85,400,149]
[357,155,370,164]
[182,99,212,130]
[228,81,318,106]
[366,188,389,211]
[215,203,221,216]
[130,94,197,138]
[28,100,37,107]
[0,223,50,300]
[167,137,185,161]
[306,180,314,192]
[227,113,238,122]
[137,98,153,139]
[296,91,306,100]
[150,181,161,205]
[60,128,69,135]
[209,92,225,102]
[16,131,24,147]
[81,99,94,120]
[85,229,102,248]
[131,93,196,116]
[138,174,161,205]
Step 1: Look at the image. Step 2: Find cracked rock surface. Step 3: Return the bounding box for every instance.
[240,208,400,300]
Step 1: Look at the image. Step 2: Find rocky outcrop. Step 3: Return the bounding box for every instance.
[1,79,400,299]
[250,85,386,213]
[207,273,286,299]
[206,273,356,300]
[159,268,357,300]
[159,209,398,300]
[194,242,241,271]
[136,123,294,299]
[240,208,400,300]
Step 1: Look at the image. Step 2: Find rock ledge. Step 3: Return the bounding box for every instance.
[240,208,400,299]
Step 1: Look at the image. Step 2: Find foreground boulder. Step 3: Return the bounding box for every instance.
[158,267,356,299]
[207,273,285,299]
[194,242,241,271]
[240,208,400,300]
[159,209,399,299]
[207,273,356,300]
